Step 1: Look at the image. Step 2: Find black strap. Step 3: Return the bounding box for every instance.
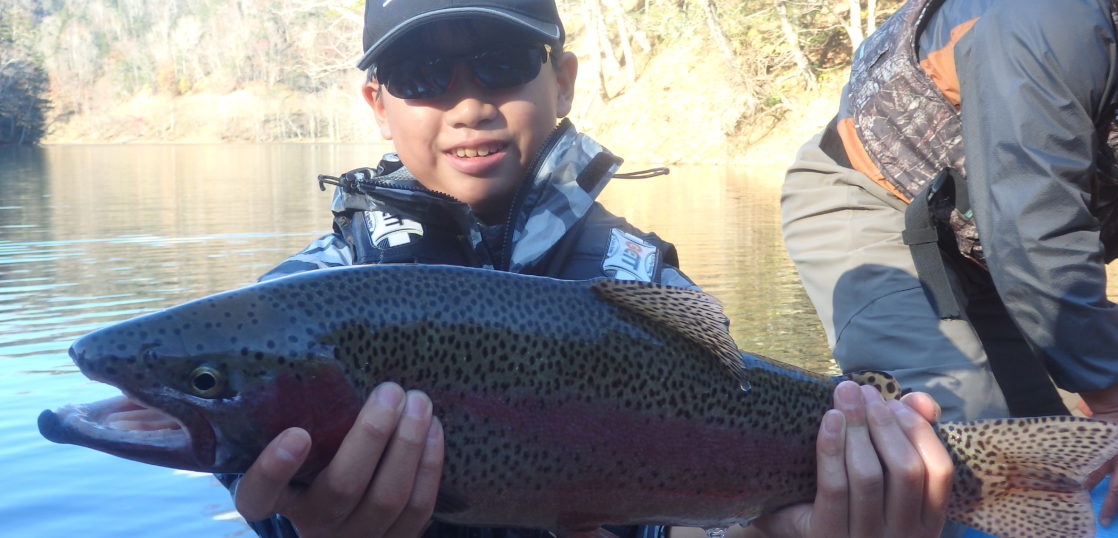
[820,115,853,168]
[902,168,962,319]
[819,118,961,318]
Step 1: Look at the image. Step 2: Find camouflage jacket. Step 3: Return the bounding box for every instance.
[838,0,1118,266]
[831,0,1118,392]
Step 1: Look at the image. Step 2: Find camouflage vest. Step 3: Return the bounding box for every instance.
[847,0,1118,265]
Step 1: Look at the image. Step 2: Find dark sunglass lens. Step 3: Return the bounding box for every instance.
[471,47,546,90]
[381,57,453,99]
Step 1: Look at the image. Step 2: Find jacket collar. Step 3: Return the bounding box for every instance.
[503,118,622,272]
[331,119,622,273]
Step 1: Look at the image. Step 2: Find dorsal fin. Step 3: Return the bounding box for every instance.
[590,279,749,390]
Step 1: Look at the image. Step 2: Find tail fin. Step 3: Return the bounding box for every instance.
[936,416,1118,538]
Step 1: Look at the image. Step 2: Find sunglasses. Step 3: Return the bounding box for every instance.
[375,44,551,100]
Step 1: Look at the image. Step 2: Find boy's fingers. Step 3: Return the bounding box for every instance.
[890,399,952,533]
[1099,464,1118,527]
[898,391,940,423]
[385,417,445,538]
[834,382,884,537]
[863,394,924,534]
[753,406,852,538]
[234,427,312,522]
[809,409,849,538]
[1085,466,1107,492]
[294,382,406,526]
[351,390,435,537]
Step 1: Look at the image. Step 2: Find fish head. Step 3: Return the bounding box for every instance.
[39,284,365,480]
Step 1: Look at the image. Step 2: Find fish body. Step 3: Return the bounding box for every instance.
[39,264,1118,536]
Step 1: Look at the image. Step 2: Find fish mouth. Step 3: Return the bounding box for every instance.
[38,391,216,471]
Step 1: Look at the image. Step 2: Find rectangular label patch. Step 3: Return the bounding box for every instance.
[603,228,658,282]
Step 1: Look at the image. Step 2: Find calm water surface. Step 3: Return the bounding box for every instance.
[0,143,831,536]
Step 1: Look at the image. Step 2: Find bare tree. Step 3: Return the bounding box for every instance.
[696,0,736,76]
[866,0,878,34]
[579,0,647,102]
[582,0,611,101]
[843,0,879,53]
[845,0,864,50]
[602,0,637,84]
[775,0,816,91]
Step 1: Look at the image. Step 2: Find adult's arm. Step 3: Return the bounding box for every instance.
[957,1,1118,521]
[956,0,1118,393]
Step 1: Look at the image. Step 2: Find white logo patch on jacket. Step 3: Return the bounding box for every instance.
[603,228,658,282]
[366,211,424,248]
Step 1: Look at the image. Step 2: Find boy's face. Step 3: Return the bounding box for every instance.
[364,21,577,223]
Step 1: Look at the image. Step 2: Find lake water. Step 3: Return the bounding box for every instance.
[0,143,831,536]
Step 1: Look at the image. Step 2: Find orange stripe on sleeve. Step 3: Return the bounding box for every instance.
[918,18,978,108]
[836,117,911,203]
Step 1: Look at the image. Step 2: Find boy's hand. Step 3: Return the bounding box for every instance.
[741,381,952,538]
[233,382,444,538]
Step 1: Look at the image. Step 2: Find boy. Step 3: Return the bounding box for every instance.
[224,1,952,537]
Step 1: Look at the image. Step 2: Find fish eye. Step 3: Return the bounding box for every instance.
[189,365,225,398]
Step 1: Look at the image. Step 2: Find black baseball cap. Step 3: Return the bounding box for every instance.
[356,0,565,71]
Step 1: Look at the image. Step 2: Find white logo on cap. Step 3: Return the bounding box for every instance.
[382,0,394,7]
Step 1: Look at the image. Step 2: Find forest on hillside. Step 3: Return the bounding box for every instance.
[0,0,902,152]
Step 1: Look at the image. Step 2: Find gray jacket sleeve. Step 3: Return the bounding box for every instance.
[955,0,1118,392]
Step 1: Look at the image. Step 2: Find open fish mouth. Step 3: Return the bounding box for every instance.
[38,392,211,470]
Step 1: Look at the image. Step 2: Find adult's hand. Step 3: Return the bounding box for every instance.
[1082,383,1118,527]
[233,382,444,538]
[744,381,953,538]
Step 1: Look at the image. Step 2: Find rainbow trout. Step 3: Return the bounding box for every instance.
[38,264,1118,537]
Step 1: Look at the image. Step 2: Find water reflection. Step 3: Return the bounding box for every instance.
[599,164,832,365]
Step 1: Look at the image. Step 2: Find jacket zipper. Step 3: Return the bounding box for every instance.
[495,118,573,271]
[358,178,464,204]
